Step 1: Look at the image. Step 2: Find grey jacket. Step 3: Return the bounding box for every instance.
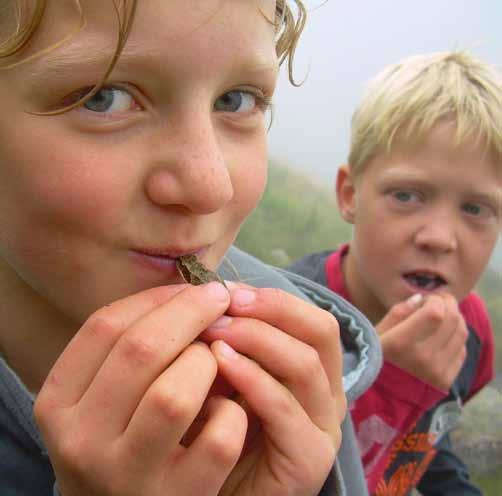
[0,246,382,496]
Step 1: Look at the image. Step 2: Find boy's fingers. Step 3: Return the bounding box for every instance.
[212,340,342,451]
[201,317,337,424]
[38,285,187,409]
[121,342,218,471]
[381,294,447,350]
[423,294,467,351]
[226,284,343,397]
[376,293,424,334]
[76,282,230,438]
[178,395,247,493]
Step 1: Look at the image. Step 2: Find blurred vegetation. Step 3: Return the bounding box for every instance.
[236,160,351,266]
[473,472,502,495]
[236,161,502,372]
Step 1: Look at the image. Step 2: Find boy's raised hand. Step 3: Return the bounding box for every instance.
[201,282,346,496]
[34,282,248,496]
[376,293,469,391]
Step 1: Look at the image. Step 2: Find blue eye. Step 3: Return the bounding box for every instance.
[214,90,258,113]
[393,191,415,202]
[462,203,482,216]
[83,87,135,113]
[462,203,481,215]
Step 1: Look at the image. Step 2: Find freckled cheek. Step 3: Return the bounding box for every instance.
[230,147,267,219]
[19,159,127,235]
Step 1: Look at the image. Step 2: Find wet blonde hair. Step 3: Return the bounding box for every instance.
[349,51,502,176]
[0,0,307,111]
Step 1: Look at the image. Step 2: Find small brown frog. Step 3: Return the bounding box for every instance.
[176,254,227,288]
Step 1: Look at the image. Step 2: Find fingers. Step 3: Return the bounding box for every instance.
[423,293,468,351]
[36,285,187,418]
[376,293,424,334]
[212,340,340,456]
[120,342,218,471]
[380,292,469,390]
[225,283,343,399]
[177,395,247,494]
[201,316,338,428]
[36,282,230,444]
[75,282,230,438]
[380,293,451,351]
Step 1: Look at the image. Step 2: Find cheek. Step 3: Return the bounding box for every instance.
[228,138,268,221]
[459,233,498,291]
[0,138,129,255]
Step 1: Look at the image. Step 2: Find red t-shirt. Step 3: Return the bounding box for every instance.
[325,244,495,494]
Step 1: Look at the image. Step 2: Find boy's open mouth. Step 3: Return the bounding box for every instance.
[404,272,446,291]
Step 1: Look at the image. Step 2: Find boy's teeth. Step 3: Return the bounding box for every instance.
[406,273,443,290]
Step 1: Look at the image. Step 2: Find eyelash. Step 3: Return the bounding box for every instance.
[62,85,272,115]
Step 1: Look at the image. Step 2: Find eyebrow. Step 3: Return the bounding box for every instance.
[380,169,502,205]
[26,41,278,84]
[26,43,147,82]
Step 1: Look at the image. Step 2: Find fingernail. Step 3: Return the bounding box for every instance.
[406,293,423,309]
[225,281,238,290]
[208,316,232,329]
[231,289,256,307]
[204,281,229,301]
[217,341,238,360]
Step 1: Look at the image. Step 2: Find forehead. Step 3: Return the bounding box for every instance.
[8,0,278,74]
[364,124,502,202]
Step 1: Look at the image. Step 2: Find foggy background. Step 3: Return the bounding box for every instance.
[268,0,502,269]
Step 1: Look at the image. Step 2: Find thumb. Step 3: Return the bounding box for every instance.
[376,293,424,335]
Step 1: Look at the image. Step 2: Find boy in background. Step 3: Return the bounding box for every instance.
[288,51,502,495]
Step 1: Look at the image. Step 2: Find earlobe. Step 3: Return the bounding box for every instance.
[336,164,356,223]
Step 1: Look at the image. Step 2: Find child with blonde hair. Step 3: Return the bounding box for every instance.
[288,50,502,495]
[0,1,382,495]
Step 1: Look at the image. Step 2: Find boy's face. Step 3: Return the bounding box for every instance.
[338,121,502,323]
[0,0,278,323]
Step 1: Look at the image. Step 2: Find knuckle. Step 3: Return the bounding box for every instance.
[291,347,323,386]
[205,429,241,466]
[55,433,95,476]
[262,287,289,310]
[273,390,297,418]
[119,333,160,367]
[318,310,340,342]
[423,303,444,325]
[150,388,194,423]
[391,303,409,321]
[84,312,124,343]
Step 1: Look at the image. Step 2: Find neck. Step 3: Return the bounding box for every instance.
[0,261,74,393]
[341,245,385,325]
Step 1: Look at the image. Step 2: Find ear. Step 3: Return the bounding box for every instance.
[336,164,356,224]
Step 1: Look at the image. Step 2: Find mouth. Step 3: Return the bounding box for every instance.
[131,247,207,275]
[403,271,447,291]
[137,247,203,259]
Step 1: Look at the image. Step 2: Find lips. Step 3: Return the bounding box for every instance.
[136,247,203,258]
[130,247,206,276]
[403,271,447,291]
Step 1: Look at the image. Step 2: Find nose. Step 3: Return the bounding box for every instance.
[144,116,234,214]
[414,211,458,253]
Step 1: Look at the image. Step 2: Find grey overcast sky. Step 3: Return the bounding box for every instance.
[267,0,502,270]
[269,0,501,180]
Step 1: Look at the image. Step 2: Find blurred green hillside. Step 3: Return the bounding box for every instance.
[236,160,351,266]
[236,161,502,372]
